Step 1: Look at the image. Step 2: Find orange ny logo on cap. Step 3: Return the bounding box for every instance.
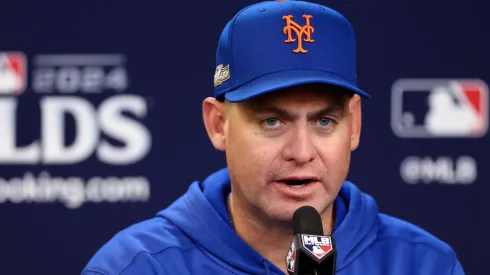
[282,14,315,53]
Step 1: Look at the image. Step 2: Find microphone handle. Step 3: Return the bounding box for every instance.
[298,270,319,275]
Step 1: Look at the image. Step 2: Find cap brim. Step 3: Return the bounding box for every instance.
[224,69,371,102]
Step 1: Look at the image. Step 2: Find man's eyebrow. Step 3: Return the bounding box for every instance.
[312,105,345,118]
[247,104,346,119]
[249,106,294,119]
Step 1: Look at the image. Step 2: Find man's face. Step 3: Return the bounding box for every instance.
[207,84,362,222]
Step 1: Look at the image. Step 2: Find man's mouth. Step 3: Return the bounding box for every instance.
[280,178,317,188]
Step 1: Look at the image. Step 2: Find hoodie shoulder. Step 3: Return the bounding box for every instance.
[376,213,460,271]
[82,216,194,275]
[377,213,454,253]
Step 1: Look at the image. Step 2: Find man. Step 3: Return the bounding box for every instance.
[82,0,465,274]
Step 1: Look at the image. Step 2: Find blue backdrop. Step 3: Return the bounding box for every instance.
[1,0,487,274]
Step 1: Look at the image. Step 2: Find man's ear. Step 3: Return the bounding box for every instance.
[349,94,362,151]
[202,97,227,151]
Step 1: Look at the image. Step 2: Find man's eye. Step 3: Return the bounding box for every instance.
[318,118,331,126]
[263,117,281,128]
[265,118,280,127]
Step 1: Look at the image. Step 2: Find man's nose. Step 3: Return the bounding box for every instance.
[282,127,317,165]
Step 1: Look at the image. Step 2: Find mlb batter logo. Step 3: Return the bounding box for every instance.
[391,79,488,138]
[301,235,333,260]
[0,52,27,95]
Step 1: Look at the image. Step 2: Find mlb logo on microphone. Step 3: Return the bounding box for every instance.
[301,235,333,260]
[0,52,27,95]
[391,79,488,138]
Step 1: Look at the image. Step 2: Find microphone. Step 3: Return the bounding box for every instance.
[285,206,337,275]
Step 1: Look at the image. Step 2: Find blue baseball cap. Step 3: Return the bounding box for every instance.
[213,0,370,102]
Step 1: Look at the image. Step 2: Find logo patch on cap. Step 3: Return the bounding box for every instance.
[282,15,315,53]
[214,64,230,87]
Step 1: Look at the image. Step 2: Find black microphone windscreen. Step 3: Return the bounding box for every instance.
[292,206,324,235]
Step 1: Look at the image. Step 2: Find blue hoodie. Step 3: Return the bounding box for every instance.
[82,168,465,274]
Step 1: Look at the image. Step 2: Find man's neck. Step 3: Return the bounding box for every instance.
[228,193,335,274]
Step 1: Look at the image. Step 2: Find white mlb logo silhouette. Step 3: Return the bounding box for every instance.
[391,79,488,138]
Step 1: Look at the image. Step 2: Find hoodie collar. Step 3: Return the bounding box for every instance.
[332,181,379,270]
[159,168,280,274]
[159,168,379,273]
